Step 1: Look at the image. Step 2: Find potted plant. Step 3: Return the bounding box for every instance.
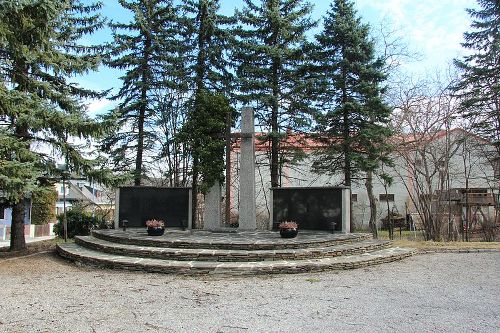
[145,219,165,236]
[278,221,298,238]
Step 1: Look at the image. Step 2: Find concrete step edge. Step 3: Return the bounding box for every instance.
[91,230,374,250]
[57,243,415,276]
[76,236,391,262]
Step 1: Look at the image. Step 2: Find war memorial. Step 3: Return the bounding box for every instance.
[57,108,413,274]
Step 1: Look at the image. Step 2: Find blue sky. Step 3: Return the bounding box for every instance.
[80,0,475,115]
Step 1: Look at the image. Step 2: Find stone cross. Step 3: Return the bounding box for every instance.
[203,107,257,231]
[238,107,257,230]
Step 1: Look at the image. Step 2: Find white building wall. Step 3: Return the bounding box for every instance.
[229,130,497,230]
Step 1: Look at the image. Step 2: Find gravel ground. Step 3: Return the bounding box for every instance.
[0,252,498,333]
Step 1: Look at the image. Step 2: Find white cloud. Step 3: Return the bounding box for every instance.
[354,0,472,76]
[86,98,114,117]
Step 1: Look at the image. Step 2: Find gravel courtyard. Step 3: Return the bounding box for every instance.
[0,252,498,333]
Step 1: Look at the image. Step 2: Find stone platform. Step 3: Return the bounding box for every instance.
[57,229,415,275]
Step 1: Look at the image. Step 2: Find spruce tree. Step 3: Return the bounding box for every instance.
[453,0,499,158]
[233,0,317,188]
[102,0,184,186]
[312,0,392,232]
[180,0,235,226]
[0,0,105,250]
[182,0,235,93]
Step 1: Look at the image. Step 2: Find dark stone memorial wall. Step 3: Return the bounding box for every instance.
[272,187,345,231]
[118,187,190,228]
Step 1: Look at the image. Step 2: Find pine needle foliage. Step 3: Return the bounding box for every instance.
[312,0,392,185]
[101,0,187,186]
[311,0,392,232]
[233,0,317,188]
[453,0,500,157]
[0,0,106,250]
[181,0,236,94]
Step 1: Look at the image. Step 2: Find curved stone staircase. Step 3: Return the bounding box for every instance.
[57,229,414,275]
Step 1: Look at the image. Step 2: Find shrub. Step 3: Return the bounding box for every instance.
[53,206,100,238]
[31,186,57,225]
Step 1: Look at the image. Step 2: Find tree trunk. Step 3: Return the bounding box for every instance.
[191,1,210,229]
[340,59,353,231]
[365,170,378,239]
[135,106,145,186]
[191,156,199,228]
[225,108,232,225]
[10,200,26,251]
[195,0,208,91]
[270,27,280,188]
[382,180,393,240]
[135,32,152,186]
[342,97,353,231]
[270,85,279,188]
[10,122,29,251]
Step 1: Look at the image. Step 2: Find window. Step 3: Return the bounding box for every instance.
[351,194,358,202]
[59,185,69,195]
[379,194,395,202]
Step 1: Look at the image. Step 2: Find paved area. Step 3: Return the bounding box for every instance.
[0,251,498,333]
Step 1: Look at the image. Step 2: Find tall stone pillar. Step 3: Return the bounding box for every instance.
[342,187,351,233]
[203,180,221,231]
[239,107,257,230]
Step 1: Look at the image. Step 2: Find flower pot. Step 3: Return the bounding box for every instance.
[147,227,165,236]
[279,228,298,238]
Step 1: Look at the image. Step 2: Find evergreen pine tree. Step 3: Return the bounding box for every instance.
[453,0,499,158]
[102,0,184,186]
[182,0,235,93]
[0,0,105,250]
[180,0,235,226]
[233,0,317,188]
[312,0,392,232]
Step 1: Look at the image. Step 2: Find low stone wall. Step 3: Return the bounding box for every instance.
[0,223,55,240]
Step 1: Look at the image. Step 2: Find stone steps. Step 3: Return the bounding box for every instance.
[91,229,373,250]
[75,236,392,262]
[57,229,415,275]
[57,242,414,276]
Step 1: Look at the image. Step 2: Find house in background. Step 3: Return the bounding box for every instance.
[0,193,35,241]
[0,178,115,242]
[54,179,115,218]
[228,129,499,233]
[0,198,31,226]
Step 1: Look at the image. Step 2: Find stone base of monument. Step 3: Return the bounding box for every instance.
[57,229,415,275]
